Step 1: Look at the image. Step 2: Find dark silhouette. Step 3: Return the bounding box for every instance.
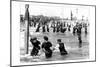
[42,36,53,58]
[57,39,68,55]
[30,37,40,56]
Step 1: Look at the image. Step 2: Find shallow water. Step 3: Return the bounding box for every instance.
[20,27,89,62]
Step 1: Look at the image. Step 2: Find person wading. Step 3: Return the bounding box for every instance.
[30,37,41,56]
[57,39,68,55]
[42,36,53,58]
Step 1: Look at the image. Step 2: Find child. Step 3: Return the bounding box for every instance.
[57,39,68,55]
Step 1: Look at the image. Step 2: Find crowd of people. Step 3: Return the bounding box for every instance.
[31,20,88,48]
[33,21,67,33]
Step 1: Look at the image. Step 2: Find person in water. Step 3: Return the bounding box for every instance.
[42,36,53,58]
[57,39,68,55]
[30,37,41,56]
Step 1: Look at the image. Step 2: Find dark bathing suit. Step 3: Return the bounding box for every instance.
[42,41,52,58]
[58,43,68,55]
[30,39,40,56]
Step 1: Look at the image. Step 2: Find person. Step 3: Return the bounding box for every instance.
[64,22,66,27]
[73,26,76,35]
[68,25,71,31]
[47,25,49,32]
[85,25,87,35]
[42,36,53,58]
[56,26,60,32]
[60,23,63,33]
[78,34,82,48]
[30,37,41,56]
[53,24,56,33]
[56,22,60,32]
[57,39,68,55]
[77,26,82,48]
[60,23,66,33]
[35,23,40,32]
[42,25,46,32]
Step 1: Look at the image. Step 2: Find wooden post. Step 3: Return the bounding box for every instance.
[24,4,30,54]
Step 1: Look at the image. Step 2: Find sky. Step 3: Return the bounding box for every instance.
[18,1,90,20]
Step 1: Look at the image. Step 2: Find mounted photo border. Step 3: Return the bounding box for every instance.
[10,0,96,67]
